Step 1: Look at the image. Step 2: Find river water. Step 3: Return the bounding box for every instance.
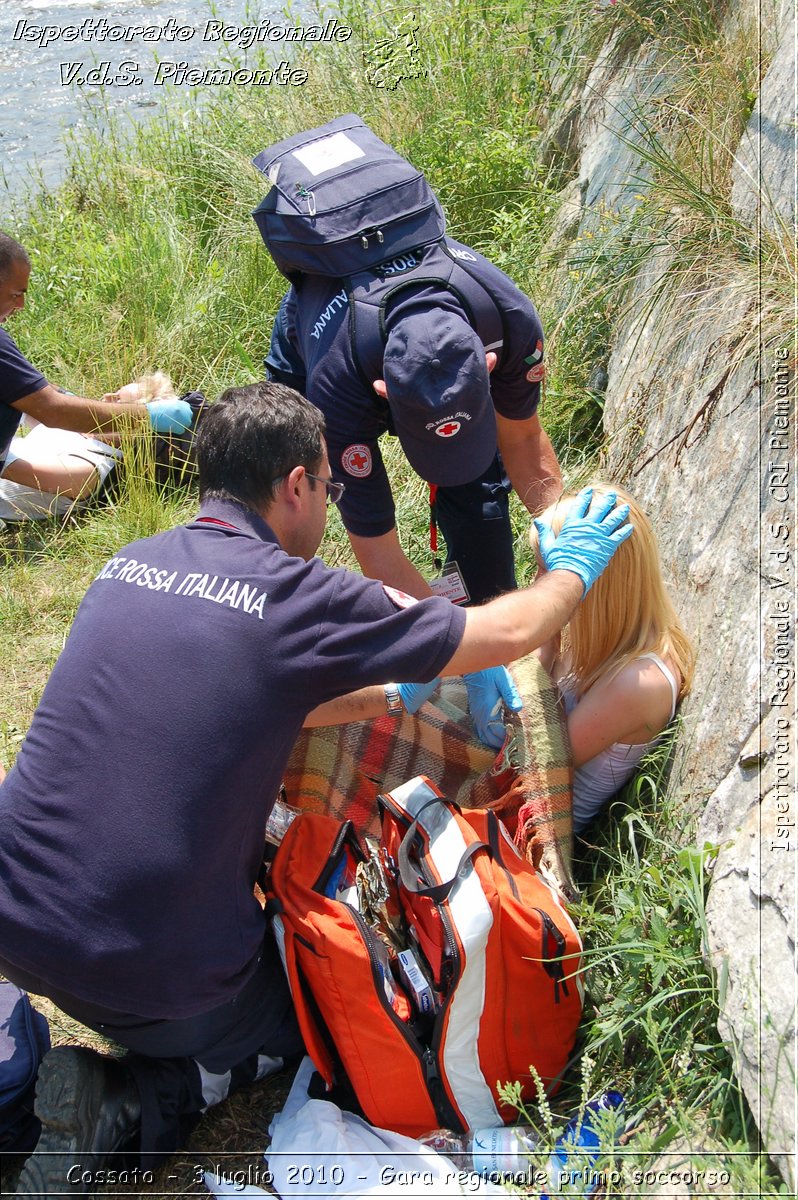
[0,0,293,203]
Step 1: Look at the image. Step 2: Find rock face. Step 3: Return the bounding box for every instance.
[731,3,797,229]
[546,0,796,1186]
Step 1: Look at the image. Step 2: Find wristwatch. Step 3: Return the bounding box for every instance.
[384,683,404,716]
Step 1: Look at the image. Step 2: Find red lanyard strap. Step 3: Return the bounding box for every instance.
[428,483,441,569]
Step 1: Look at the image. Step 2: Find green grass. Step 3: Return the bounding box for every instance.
[1,0,788,1194]
[498,735,784,1196]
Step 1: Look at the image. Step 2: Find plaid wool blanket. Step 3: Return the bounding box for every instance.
[282,655,577,900]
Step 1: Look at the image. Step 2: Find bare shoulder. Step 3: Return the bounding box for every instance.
[598,655,680,742]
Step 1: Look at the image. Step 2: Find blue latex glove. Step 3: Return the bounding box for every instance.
[464,667,523,750]
[396,678,441,714]
[146,398,194,435]
[533,488,633,594]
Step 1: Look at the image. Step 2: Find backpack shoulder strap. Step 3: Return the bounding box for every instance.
[348,241,506,388]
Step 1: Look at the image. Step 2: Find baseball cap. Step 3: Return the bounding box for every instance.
[382,309,496,486]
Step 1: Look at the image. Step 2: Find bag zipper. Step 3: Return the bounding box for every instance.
[312,821,366,895]
[534,907,569,1003]
[378,792,465,1129]
[347,902,460,1127]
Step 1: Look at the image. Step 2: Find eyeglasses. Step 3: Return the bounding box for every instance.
[306,472,346,506]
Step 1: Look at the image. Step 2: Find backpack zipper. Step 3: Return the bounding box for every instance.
[312,822,365,895]
[405,830,466,1126]
[294,183,316,216]
[534,907,569,1003]
[360,228,385,250]
[376,793,465,1129]
[488,815,579,1007]
[346,903,460,1128]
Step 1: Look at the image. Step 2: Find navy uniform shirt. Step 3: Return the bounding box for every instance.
[266,238,545,538]
[0,329,48,466]
[0,499,466,1018]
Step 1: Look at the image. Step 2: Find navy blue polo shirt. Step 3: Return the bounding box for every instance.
[0,328,48,467]
[0,499,466,1018]
[266,238,545,538]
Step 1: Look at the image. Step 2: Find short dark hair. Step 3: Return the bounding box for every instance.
[197,381,326,510]
[0,233,30,282]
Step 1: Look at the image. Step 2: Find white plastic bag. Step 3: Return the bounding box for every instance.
[204,1058,506,1199]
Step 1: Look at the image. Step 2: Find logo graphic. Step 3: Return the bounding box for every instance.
[341,444,372,477]
[364,12,425,90]
[376,250,419,277]
[526,363,546,383]
[434,421,461,438]
[383,585,418,609]
[524,339,544,365]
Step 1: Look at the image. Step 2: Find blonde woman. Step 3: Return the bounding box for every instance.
[531,484,695,832]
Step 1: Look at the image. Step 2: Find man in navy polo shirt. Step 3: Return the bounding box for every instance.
[2,381,630,1191]
[0,231,192,521]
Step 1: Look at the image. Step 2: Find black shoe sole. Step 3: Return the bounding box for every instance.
[15,1047,139,1197]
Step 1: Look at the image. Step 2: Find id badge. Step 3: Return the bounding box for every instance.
[429,561,470,605]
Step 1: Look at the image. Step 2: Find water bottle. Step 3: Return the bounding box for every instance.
[542,1090,624,1196]
[419,1124,541,1178]
[419,1090,624,1191]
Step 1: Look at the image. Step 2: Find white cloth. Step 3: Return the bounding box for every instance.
[204,1057,506,1199]
[561,653,679,830]
[0,424,120,520]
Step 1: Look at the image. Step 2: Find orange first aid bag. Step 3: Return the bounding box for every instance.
[265,776,583,1136]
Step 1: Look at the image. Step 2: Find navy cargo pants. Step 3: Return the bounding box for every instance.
[434,451,517,606]
[0,925,303,1164]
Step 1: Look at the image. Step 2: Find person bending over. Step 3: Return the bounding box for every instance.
[266,229,564,747]
[267,264,561,606]
[531,482,695,832]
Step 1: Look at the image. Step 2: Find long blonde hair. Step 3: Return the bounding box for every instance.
[530,483,695,699]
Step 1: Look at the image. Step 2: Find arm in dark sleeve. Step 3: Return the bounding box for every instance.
[265,288,307,395]
[0,329,48,405]
[490,295,545,419]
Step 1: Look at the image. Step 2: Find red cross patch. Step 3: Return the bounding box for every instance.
[342,444,372,477]
[383,585,419,609]
[435,421,462,438]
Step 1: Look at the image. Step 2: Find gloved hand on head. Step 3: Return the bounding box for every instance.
[464,666,523,750]
[146,398,194,435]
[533,487,633,594]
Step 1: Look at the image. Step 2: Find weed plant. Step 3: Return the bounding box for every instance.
[1,0,786,1193]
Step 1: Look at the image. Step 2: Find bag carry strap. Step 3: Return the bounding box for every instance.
[348,242,505,389]
[398,812,490,903]
[275,921,335,1087]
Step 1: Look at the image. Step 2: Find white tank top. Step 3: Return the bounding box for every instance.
[560,653,679,832]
